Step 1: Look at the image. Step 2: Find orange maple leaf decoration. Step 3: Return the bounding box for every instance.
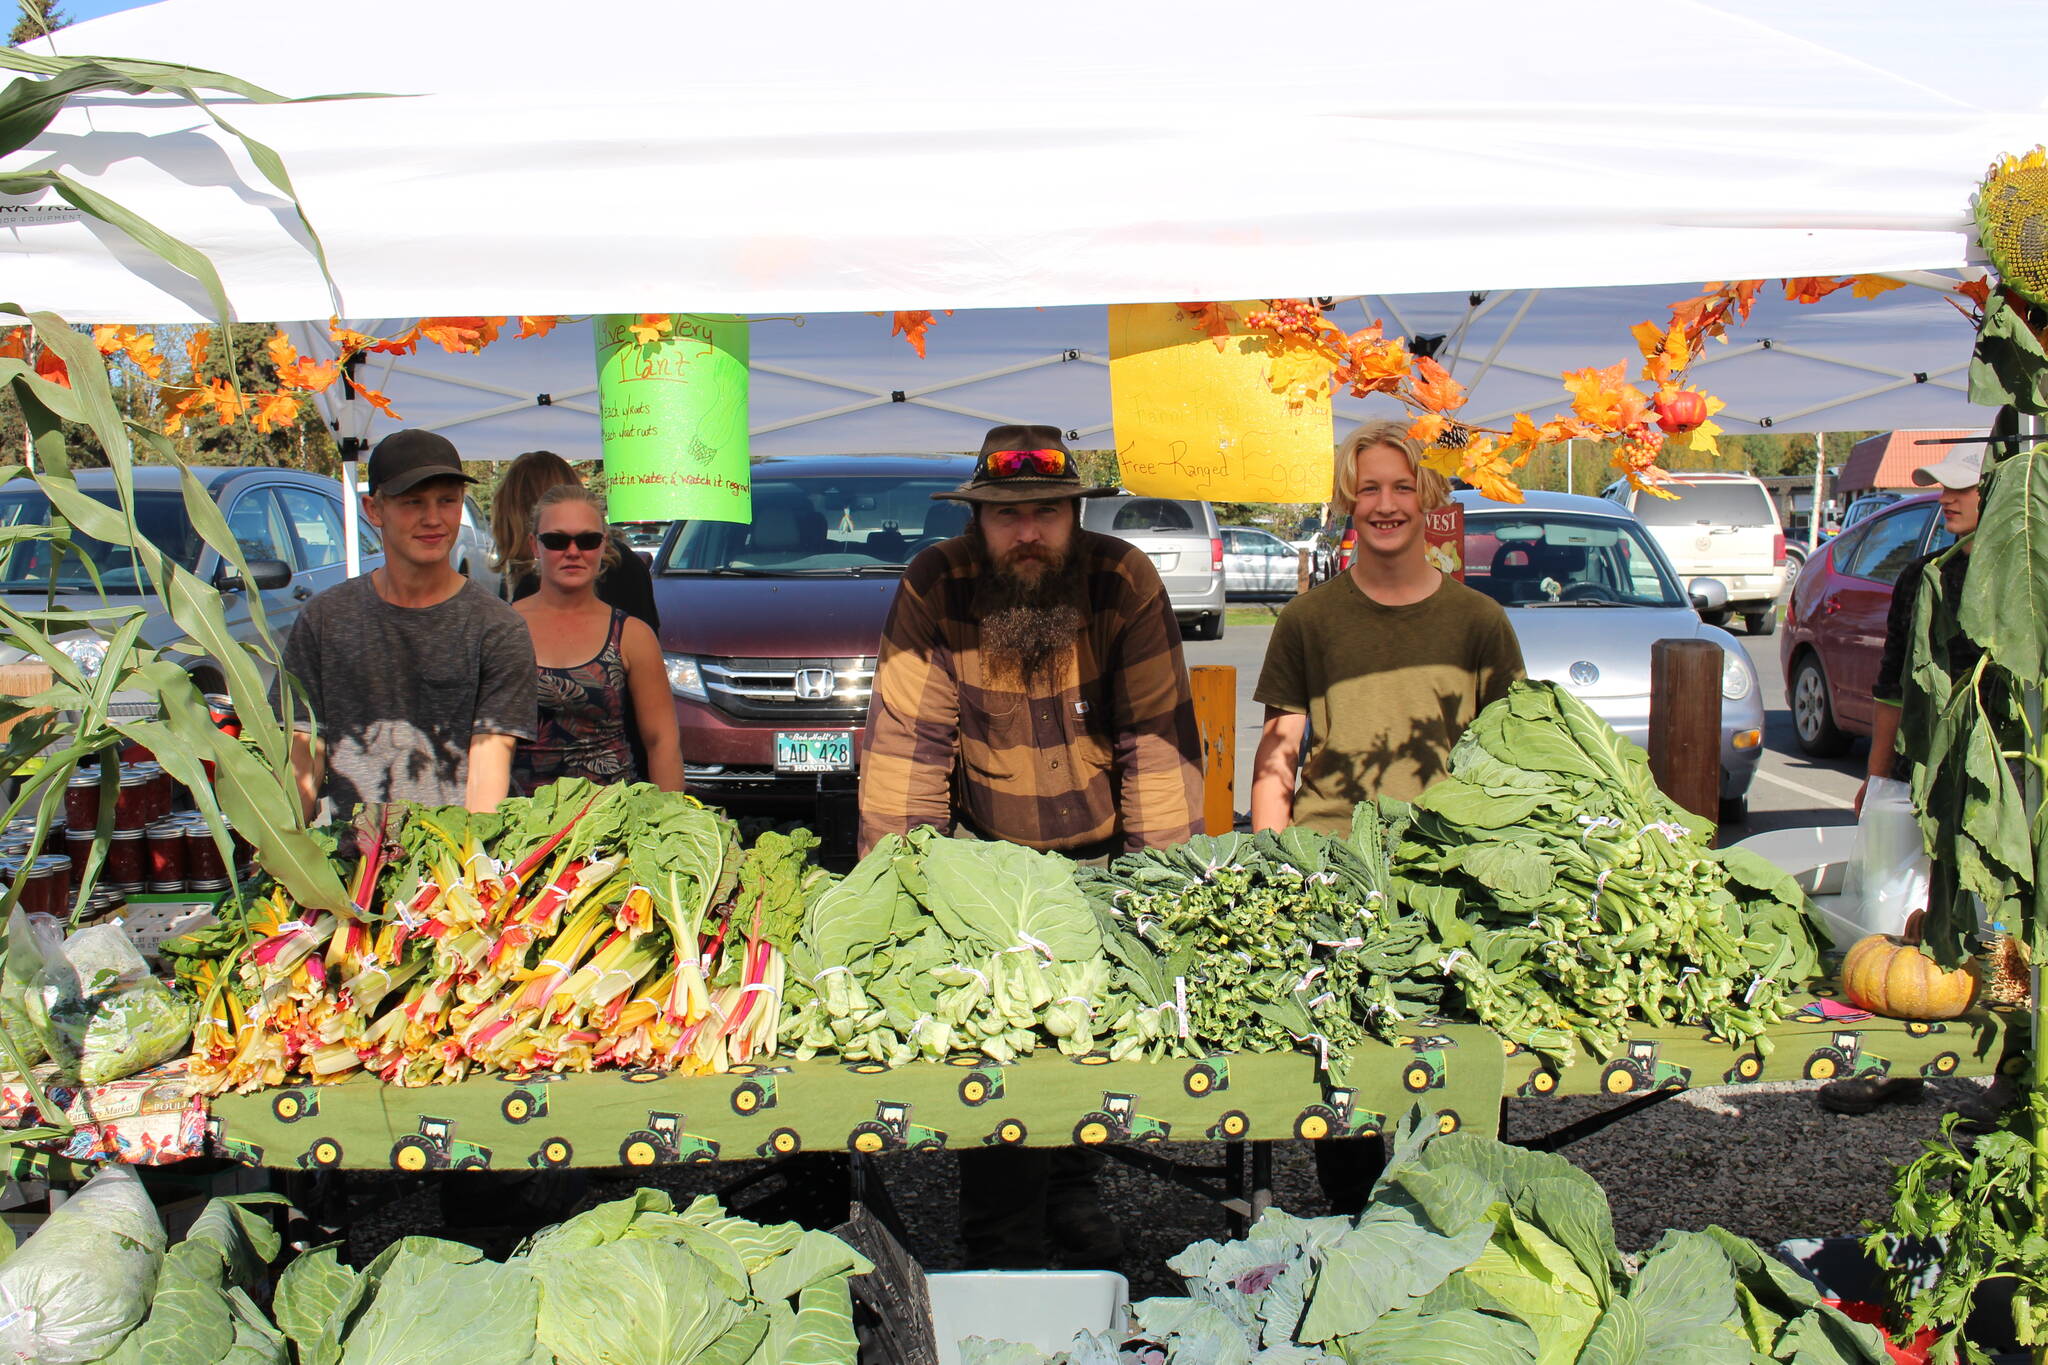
[1849,274,1908,301]
[348,378,399,420]
[1175,303,1240,352]
[628,314,673,346]
[516,316,560,340]
[202,378,248,425]
[1783,277,1853,306]
[888,310,954,359]
[264,328,298,370]
[33,346,69,388]
[252,391,302,434]
[185,329,210,372]
[0,328,27,362]
[1408,357,1467,414]
[418,316,506,354]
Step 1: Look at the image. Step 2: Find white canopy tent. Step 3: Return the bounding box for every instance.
[5,0,2045,565]
[7,0,2044,323]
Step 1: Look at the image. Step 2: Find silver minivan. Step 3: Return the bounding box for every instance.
[1080,495,1227,639]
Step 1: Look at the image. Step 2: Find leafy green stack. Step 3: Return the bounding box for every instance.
[783,829,1140,1065]
[1389,681,1824,1064]
[0,1169,868,1365]
[1077,816,1441,1064]
[965,1124,1891,1365]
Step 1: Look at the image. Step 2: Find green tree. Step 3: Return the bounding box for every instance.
[8,0,67,47]
[165,322,340,473]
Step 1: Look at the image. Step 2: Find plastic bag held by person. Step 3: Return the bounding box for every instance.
[31,925,192,1086]
[1854,776,1931,937]
[0,1164,165,1363]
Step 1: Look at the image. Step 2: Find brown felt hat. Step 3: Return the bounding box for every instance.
[933,425,1118,504]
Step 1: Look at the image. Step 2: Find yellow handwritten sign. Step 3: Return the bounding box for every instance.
[1108,302,1332,503]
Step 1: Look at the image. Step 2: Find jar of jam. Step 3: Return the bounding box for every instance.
[65,768,103,832]
[113,766,152,832]
[133,763,173,824]
[184,821,229,885]
[63,827,93,870]
[220,817,254,878]
[103,829,147,891]
[145,820,187,891]
[29,855,70,918]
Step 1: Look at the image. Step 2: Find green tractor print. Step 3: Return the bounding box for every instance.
[1182,1056,1230,1098]
[1920,1050,1962,1078]
[731,1075,779,1117]
[270,1085,320,1124]
[982,1117,1030,1147]
[1597,1040,1694,1096]
[205,1116,265,1166]
[1903,1020,1948,1038]
[391,1116,493,1172]
[1722,1050,1767,1085]
[1293,1088,1386,1141]
[847,1100,948,1154]
[297,1135,346,1169]
[1398,1036,1454,1094]
[528,1136,575,1169]
[1207,1110,1252,1140]
[1073,1092,1171,1146]
[501,1081,550,1124]
[957,1067,1005,1108]
[1803,1031,1889,1083]
[619,1112,720,1167]
[1516,1063,1562,1098]
[757,1127,803,1158]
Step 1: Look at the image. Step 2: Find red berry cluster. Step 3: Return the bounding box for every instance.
[1614,431,1666,472]
[1245,298,1326,335]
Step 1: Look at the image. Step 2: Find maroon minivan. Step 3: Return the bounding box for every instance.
[1779,490,1954,757]
[650,454,977,846]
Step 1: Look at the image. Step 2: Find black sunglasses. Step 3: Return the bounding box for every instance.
[537,531,606,552]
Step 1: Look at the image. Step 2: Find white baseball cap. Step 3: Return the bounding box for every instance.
[1911,445,1984,490]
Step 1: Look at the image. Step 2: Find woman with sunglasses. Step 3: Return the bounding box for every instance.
[509,484,684,794]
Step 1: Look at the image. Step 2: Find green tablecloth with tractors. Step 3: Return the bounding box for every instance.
[203,997,2024,1171]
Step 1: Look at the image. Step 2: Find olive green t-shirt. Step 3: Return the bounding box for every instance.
[1254,570,1524,832]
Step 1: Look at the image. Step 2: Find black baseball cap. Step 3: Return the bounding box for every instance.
[366,429,475,497]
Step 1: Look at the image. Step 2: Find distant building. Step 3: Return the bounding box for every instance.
[1836,428,1987,501]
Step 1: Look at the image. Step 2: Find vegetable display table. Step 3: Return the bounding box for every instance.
[202,996,2023,1172]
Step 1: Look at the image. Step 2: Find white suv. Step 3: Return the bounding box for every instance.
[1602,472,1787,635]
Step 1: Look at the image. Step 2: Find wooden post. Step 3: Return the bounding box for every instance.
[1188,665,1236,835]
[1297,549,1311,595]
[1648,639,1723,840]
[0,662,53,744]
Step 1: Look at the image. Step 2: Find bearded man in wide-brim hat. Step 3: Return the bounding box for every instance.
[859,424,1204,1268]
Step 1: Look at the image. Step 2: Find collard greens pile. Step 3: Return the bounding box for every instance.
[964,1123,1893,1365]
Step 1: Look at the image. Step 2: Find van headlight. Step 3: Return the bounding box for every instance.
[49,636,107,681]
[1721,650,1755,702]
[664,653,708,701]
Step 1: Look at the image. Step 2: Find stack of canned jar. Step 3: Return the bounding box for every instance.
[0,818,72,918]
[58,759,250,901]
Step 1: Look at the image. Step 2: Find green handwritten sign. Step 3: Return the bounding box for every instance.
[593,314,751,523]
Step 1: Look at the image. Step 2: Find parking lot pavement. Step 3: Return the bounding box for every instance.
[1182,621,1865,839]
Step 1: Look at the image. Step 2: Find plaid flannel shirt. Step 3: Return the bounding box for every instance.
[858,529,1204,856]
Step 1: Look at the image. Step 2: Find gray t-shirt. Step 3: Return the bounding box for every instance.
[277,574,538,815]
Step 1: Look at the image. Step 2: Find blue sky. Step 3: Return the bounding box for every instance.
[58,0,154,21]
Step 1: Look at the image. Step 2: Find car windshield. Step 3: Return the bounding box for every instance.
[0,488,203,592]
[1465,511,1686,609]
[658,474,970,574]
[1634,481,1774,527]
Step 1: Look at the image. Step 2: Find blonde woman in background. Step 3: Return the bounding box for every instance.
[509,483,683,794]
[489,450,659,631]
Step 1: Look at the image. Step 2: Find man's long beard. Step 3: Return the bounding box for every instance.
[969,521,1087,690]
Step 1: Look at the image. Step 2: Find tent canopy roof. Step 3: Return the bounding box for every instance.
[8,0,2046,323]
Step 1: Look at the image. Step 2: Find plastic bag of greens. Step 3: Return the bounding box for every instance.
[0,1163,164,1362]
[0,909,61,1073]
[34,926,192,1086]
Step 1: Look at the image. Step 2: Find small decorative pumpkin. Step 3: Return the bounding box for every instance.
[1840,934,1979,1020]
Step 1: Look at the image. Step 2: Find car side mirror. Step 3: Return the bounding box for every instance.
[1689,576,1729,613]
[217,558,292,592]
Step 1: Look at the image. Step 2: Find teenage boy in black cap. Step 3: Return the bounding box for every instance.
[281,429,538,820]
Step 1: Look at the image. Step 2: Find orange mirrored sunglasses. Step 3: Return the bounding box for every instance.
[984,447,1068,478]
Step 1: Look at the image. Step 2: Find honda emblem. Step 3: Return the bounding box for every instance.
[794,668,835,700]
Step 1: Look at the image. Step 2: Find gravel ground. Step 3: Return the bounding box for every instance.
[331,1074,1996,1301]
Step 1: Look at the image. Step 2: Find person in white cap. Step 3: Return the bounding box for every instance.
[1821,442,1982,1116]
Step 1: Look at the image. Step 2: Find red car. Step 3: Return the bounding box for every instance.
[1779,491,1956,757]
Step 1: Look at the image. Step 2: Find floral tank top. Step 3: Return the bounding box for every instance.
[513,609,638,793]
